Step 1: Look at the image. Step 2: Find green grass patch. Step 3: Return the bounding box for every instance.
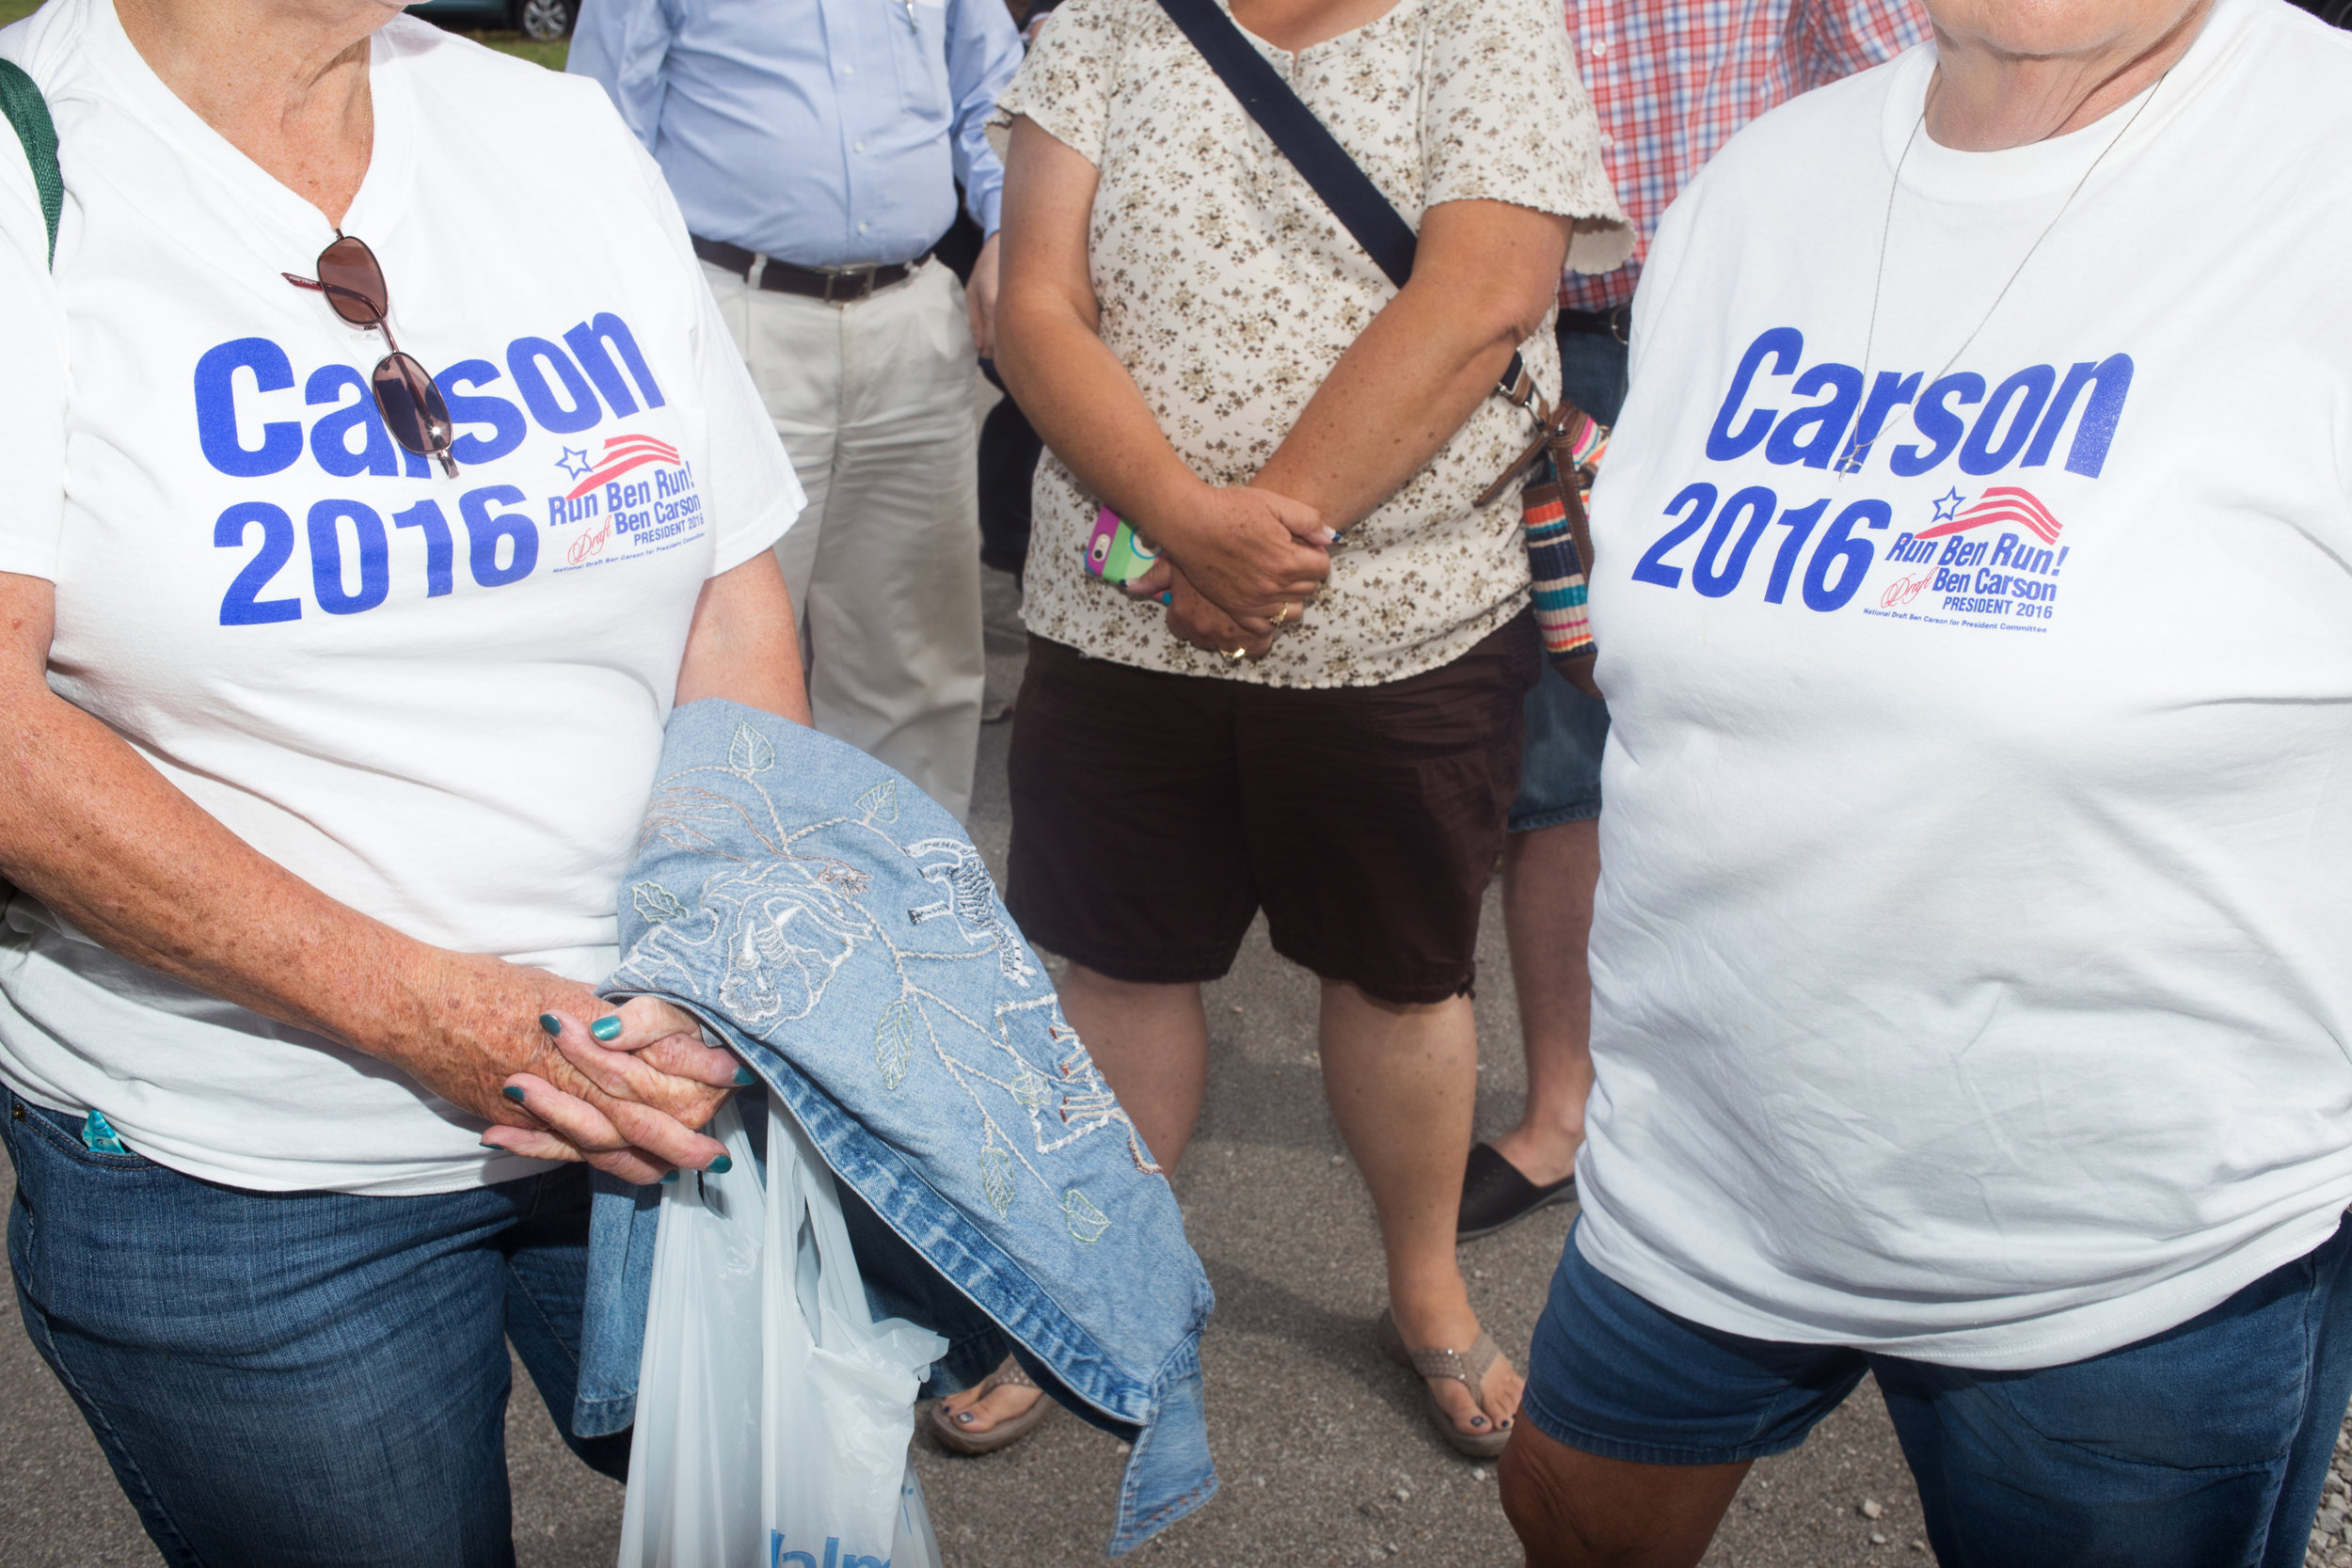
[447,29,570,71]
[0,0,40,25]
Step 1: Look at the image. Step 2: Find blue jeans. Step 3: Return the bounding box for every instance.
[3,1087,628,1568]
[1524,1216,2352,1568]
[1508,323,1628,832]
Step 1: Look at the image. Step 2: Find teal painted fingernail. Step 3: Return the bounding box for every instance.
[733,1067,757,1086]
[501,1085,525,1103]
[707,1153,733,1175]
[479,1139,500,1149]
[591,1017,623,1042]
[538,1013,562,1037]
[660,1169,678,1184]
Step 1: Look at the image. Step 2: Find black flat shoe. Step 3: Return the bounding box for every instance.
[1457,1141,1575,1241]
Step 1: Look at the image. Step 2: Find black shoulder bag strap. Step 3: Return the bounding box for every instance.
[0,57,61,268]
[1151,0,1532,405]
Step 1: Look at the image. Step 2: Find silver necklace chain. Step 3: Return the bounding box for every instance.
[1837,68,2171,476]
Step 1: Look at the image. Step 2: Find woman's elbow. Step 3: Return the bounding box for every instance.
[1458,267,1565,361]
[993,289,1054,405]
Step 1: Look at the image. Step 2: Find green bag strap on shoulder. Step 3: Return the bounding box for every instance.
[0,57,61,268]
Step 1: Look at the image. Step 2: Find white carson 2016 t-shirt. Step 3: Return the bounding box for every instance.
[0,0,803,1196]
[1576,0,2352,1369]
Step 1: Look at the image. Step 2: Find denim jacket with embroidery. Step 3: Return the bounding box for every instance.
[570,700,1217,1557]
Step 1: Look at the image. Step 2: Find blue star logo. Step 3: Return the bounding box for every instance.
[1931,488,1965,523]
[555,446,593,481]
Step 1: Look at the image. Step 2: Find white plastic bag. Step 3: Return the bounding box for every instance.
[617,1098,947,1568]
[762,1102,946,1568]
[615,1101,765,1567]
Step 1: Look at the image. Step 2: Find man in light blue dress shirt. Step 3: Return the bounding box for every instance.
[572,0,1025,822]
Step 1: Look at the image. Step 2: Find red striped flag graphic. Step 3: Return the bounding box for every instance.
[565,434,684,500]
[1915,486,2063,545]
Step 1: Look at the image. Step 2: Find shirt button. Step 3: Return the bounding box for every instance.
[1592,39,1608,55]
[842,62,856,76]
[1599,133,1615,149]
[858,222,869,234]
[853,140,866,153]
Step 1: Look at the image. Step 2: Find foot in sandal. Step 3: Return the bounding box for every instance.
[1377,1305,1523,1458]
[928,1353,1055,1455]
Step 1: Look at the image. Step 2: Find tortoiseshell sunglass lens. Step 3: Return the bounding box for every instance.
[315,234,390,328]
[373,351,455,466]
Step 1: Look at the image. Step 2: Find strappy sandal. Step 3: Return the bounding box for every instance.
[927,1353,1057,1456]
[1375,1307,1513,1460]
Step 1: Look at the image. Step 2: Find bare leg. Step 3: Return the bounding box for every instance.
[1321,979,1519,1437]
[1500,1418,1747,1568]
[938,961,1207,1434]
[1057,962,1210,1170]
[1492,817,1600,1187]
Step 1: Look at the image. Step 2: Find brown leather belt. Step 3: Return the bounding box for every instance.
[691,235,933,304]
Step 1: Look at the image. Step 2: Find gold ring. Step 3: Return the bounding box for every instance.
[1223,647,1248,661]
[1271,601,1294,627]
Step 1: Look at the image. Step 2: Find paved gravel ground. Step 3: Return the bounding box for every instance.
[1,571,2339,1567]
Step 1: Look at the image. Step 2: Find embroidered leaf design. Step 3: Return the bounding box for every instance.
[1009,1064,1051,1111]
[855,779,898,823]
[727,721,775,776]
[631,880,689,927]
[981,1145,1016,1218]
[1061,1188,1110,1244]
[875,1000,915,1091]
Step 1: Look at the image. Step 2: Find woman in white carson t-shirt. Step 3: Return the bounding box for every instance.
[1496,1,2352,1565]
[0,0,808,1560]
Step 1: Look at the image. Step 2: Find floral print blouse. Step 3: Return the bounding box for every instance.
[995,0,1629,687]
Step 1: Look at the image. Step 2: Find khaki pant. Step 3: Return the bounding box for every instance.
[703,259,984,821]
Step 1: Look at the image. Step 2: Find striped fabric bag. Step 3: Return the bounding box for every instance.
[1522,404,1609,697]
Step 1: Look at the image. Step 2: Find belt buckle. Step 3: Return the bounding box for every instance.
[822,265,879,306]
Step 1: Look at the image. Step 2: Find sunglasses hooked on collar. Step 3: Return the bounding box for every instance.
[284,233,461,478]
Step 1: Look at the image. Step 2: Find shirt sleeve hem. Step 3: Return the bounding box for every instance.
[0,545,62,585]
[707,496,802,579]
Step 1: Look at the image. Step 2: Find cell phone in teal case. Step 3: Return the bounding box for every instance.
[1083,506,1162,585]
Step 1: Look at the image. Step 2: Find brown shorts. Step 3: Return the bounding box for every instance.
[1005,614,1539,1006]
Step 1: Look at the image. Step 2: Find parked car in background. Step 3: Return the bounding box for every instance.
[408,0,575,43]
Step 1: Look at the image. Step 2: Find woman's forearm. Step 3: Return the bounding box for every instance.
[1255,199,1572,531]
[0,574,730,1167]
[996,272,1209,536]
[994,118,1215,540]
[0,594,450,1060]
[675,551,813,723]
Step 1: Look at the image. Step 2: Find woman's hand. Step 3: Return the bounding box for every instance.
[390,951,739,1183]
[483,1001,748,1184]
[1135,564,1310,659]
[1145,484,1332,626]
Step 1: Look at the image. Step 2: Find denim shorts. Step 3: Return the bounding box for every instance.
[1523,1217,2352,1568]
[1506,659,1610,832]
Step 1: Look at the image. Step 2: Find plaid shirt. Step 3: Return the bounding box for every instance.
[1562,0,1930,311]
